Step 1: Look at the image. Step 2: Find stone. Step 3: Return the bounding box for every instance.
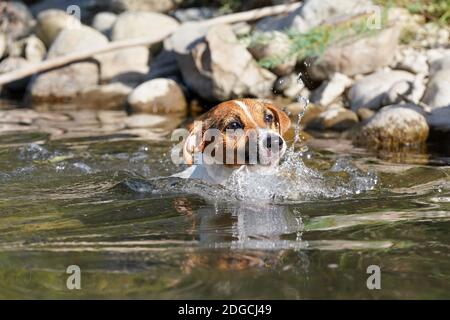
[29,26,108,102]
[394,49,429,75]
[427,106,450,132]
[356,108,375,121]
[256,0,373,33]
[248,31,296,76]
[101,12,179,82]
[0,33,5,58]
[348,70,415,111]
[173,7,216,22]
[92,12,117,37]
[109,0,178,13]
[311,73,353,106]
[172,24,276,101]
[128,78,187,114]
[421,55,450,110]
[356,104,429,149]
[0,57,32,91]
[35,9,81,47]
[382,74,426,106]
[307,107,358,131]
[79,83,133,109]
[0,1,35,40]
[9,35,47,63]
[309,26,401,81]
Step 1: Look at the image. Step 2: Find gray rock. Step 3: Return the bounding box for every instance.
[79,83,133,110]
[248,31,296,76]
[173,7,216,23]
[311,73,353,106]
[421,55,450,110]
[35,9,81,47]
[128,78,187,114]
[427,106,450,131]
[92,12,117,37]
[109,0,177,13]
[9,35,47,63]
[356,104,429,149]
[0,57,32,91]
[310,26,400,81]
[101,11,179,82]
[348,70,415,111]
[307,107,358,131]
[0,1,35,40]
[147,49,181,81]
[256,0,373,32]
[29,26,108,102]
[173,24,276,101]
[0,33,5,58]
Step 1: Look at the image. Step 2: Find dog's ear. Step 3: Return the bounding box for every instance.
[267,104,291,136]
[183,121,204,165]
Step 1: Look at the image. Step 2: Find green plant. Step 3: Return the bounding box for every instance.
[244,12,389,70]
[374,0,450,25]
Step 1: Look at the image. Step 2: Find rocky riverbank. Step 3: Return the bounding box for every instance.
[0,0,449,153]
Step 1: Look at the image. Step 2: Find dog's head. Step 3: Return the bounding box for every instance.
[183,99,291,167]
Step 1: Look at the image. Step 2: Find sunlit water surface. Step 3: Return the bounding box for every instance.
[0,122,449,299]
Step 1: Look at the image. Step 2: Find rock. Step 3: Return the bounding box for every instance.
[248,31,296,76]
[172,24,276,101]
[0,33,5,58]
[173,7,216,22]
[307,107,358,131]
[348,70,415,111]
[0,1,35,40]
[9,35,47,63]
[128,78,187,114]
[427,106,450,132]
[382,74,426,106]
[30,0,103,23]
[35,9,81,47]
[124,114,169,128]
[92,12,117,37]
[309,26,401,81]
[29,26,107,102]
[394,49,429,75]
[311,73,353,106]
[0,57,32,91]
[356,104,429,149]
[109,0,177,13]
[356,107,375,121]
[101,12,179,82]
[111,11,179,41]
[274,74,310,99]
[422,55,450,110]
[286,103,324,127]
[256,0,373,33]
[79,83,133,109]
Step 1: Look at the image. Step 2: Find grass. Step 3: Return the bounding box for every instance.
[374,0,450,25]
[243,12,389,70]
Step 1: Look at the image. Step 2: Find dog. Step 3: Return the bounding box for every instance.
[173,99,291,184]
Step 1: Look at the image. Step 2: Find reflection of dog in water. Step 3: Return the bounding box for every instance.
[173,197,308,273]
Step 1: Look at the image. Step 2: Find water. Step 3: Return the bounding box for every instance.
[0,118,449,299]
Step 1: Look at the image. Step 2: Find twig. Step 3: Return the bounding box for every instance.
[0,2,302,86]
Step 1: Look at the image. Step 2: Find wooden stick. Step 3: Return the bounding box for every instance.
[0,2,302,86]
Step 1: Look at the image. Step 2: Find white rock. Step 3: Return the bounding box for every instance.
[311,73,353,106]
[395,49,429,75]
[422,69,450,109]
[127,78,187,114]
[357,104,429,148]
[348,70,415,111]
[35,9,81,46]
[92,12,117,36]
[124,114,169,128]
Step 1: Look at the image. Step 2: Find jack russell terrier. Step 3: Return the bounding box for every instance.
[174,99,291,184]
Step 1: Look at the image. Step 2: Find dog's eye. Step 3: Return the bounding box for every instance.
[225,121,243,130]
[264,113,274,123]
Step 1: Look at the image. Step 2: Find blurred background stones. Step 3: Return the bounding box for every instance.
[0,0,449,150]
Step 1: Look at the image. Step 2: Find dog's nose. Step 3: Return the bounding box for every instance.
[264,134,284,150]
